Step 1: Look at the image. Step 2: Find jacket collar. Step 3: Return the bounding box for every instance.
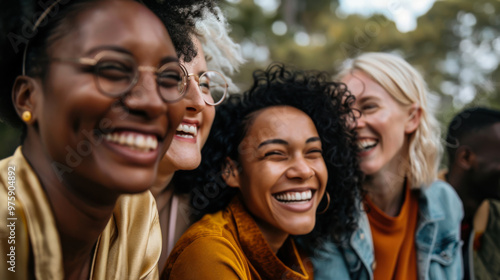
[417,184,446,222]
[230,197,311,279]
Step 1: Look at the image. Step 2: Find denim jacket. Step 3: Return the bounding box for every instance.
[312,180,464,280]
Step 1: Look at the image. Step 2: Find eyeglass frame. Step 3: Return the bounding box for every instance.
[30,52,189,103]
[186,70,229,106]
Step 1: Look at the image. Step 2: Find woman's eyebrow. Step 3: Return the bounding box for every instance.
[258,138,288,148]
[306,137,321,143]
[85,46,132,56]
[83,46,179,64]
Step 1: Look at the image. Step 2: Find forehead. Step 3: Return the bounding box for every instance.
[245,106,318,142]
[471,123,500,152]
[183,37,207,72]
[51,1,172,57]
[342,71,386,99]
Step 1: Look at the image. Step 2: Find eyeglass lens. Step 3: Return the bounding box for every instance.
[196,71,228,105]
[93,51,186,102]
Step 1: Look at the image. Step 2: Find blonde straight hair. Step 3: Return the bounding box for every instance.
[338,52,442,188]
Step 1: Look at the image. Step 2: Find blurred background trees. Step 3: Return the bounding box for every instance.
[1,0,499,158]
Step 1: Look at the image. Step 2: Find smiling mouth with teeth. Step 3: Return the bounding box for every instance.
[176,123,198,139]
[103,132,158,152]
[358,139,378,151]
[273,190,314,203]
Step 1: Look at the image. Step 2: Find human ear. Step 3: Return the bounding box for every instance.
[222,157,241,189]
[456,146,475,171]
[404,104,422,134]
[12,76,41,125]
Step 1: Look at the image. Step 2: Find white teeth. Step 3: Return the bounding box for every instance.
[135,134,145,148]
[146,135,155,149]
[176,124,198,137]
[357,139,377,150]
[274,190,313,203]
[119,134,126,145]
[104,132,158,151]
[126,134,134,146]
[177,134,194,139]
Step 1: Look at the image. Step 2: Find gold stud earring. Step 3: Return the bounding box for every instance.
[22,111,32,123]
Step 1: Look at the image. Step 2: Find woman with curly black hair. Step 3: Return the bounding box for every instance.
[0,0,215,279]
[162,63,362,279]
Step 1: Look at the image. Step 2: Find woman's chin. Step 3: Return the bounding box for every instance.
[284,220,316,236]
[104,169,156,194]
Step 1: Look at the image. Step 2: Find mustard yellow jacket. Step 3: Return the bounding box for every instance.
[162,197,312,279]
[0,147,161,279]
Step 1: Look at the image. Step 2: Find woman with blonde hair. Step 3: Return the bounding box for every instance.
[312,52,463,279]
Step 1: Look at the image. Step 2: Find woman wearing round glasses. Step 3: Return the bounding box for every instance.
[150,8,245,272]
[0,0,216,279]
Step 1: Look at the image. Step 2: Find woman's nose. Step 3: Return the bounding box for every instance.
[286,156,315,180]
[184,77,207,113]
[124,71,167,118]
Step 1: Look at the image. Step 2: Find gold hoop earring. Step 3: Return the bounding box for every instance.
[317,192,330,215]
[22,111,32,123]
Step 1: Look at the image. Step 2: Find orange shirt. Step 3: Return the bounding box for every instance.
[365,183,419,280]
[162,197,312,279]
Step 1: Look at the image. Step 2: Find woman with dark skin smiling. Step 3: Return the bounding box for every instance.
[0,0,214,279]
[162,64,362,279]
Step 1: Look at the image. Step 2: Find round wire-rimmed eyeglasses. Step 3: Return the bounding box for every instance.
[40,51,189,102]
[187,71,228,106]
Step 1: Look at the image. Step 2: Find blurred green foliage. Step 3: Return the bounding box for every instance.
[1,0,499,159]
[0,122,20,159]
[222,0,500,120]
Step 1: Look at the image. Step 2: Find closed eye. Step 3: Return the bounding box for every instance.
[96,61,132,81]
[361,103,378,112]
[157,70,182,88]
[199,82,211,94]
[262,150,287,160]
[264,151,284,157]
[306,149,323,159]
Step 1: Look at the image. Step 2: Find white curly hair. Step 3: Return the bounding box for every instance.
[195,7,245,94]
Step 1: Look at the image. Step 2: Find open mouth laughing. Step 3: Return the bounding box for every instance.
[176,123,198,139]
[272,189,314,204]
[357,138,378,152]
[104,132,158,152]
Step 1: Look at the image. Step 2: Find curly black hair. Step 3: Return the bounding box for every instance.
[0,0,216,129]
[175,63,363,248]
